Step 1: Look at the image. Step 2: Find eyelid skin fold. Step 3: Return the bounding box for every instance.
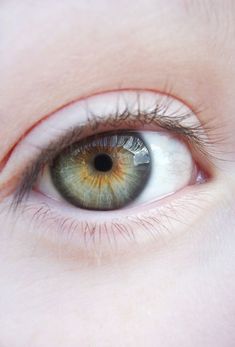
[0,90,213,198]
[0,89,218,256]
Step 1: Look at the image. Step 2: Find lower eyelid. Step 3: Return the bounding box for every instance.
[4,183,213,257]
[0,89,216,257]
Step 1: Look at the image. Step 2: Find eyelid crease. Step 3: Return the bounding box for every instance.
[0,90,221,209]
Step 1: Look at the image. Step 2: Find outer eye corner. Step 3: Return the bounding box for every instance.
[37,127,198,211]
[28,90,209,213]
[3,89,213,253]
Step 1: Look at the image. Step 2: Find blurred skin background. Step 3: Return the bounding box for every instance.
[0,1,235,346]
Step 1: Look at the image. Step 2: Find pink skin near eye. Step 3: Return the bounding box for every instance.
[2,90,209,254]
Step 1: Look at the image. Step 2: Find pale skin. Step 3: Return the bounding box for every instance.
[0,1,235,346]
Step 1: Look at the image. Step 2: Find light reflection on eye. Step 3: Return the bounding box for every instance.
[0,90,213,254]
[37,130,199,211]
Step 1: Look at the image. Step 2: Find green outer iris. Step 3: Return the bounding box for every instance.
[50,132,151,210]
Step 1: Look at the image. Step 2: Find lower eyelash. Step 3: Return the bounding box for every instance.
[1,185,212,258]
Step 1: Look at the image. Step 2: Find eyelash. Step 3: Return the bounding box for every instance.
[16,186,209,253]
[0,88,223,257]
[10,98,217,212]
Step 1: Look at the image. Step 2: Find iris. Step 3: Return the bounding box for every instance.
[50,132,151,210]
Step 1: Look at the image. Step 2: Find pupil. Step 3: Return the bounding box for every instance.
[93,153,113,172]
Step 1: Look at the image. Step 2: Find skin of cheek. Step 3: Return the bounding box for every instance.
[0,182,234,347]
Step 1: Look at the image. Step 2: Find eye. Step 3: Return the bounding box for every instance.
[2,90,214,254]
[37,130,196,211]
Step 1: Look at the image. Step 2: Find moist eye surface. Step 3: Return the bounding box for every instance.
[50,131,151,210]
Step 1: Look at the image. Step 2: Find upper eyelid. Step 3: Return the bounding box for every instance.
[0,90,216,202]
[0,88,197,164]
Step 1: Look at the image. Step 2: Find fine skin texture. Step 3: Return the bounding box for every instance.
[0,1,235,346]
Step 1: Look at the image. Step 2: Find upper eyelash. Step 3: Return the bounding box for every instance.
[11,99,219,210]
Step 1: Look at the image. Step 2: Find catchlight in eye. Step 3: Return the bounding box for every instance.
[50,132,151,210]
[5,90,212,253]
[36,128,198,212]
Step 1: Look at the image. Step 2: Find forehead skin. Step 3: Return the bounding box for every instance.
[0,1,235,347]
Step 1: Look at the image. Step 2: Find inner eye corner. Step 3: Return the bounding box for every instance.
[14,89,209,216]
[35,123,203,217]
